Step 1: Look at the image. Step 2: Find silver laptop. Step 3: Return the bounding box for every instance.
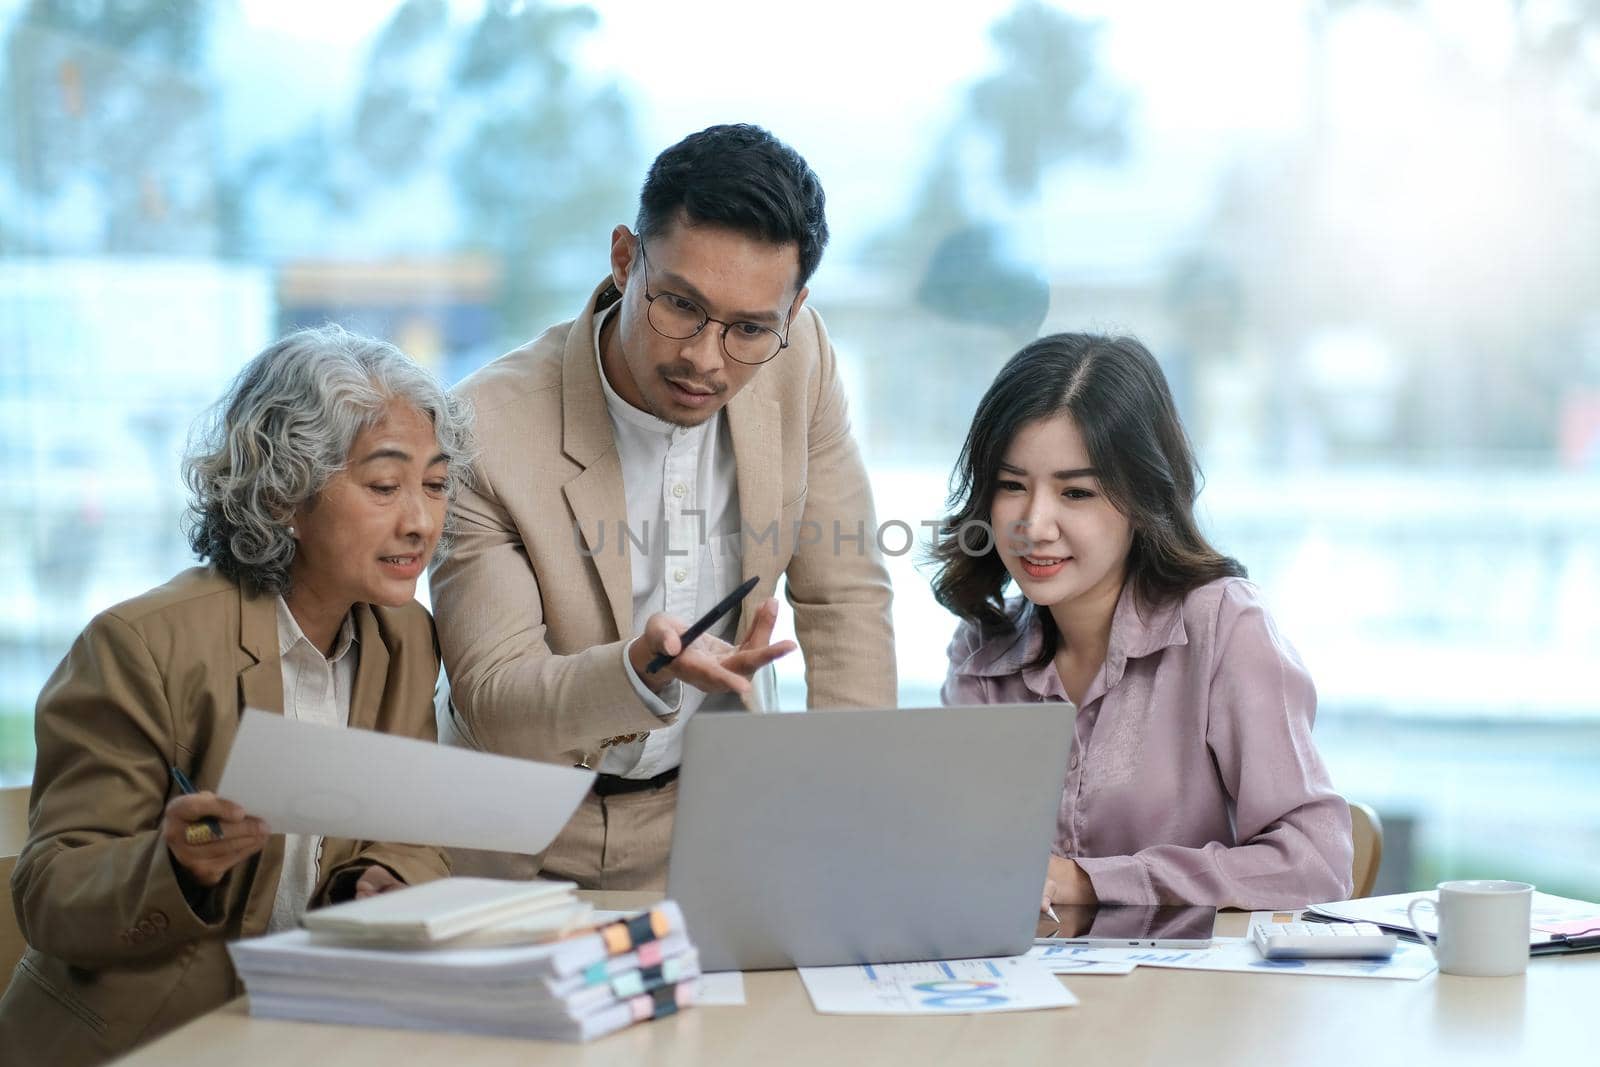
[665,703,1074,971]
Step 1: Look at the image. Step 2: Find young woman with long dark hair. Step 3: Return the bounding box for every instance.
[933,333,1352,911]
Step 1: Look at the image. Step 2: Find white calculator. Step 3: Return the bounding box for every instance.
[1250,919,1398,959]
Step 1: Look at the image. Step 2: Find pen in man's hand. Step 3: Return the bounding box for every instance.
[646,575,761,674]
[169,765,225,845]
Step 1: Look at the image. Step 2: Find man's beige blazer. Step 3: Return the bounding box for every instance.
[432,279,897,770]
[0,568,450,1067]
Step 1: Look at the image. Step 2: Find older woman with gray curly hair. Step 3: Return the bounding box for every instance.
[0,325,476,1067]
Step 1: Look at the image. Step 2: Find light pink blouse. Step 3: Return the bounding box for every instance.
[942,577,1353,909]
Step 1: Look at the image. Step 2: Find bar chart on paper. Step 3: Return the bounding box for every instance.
[797,957,1078,1015]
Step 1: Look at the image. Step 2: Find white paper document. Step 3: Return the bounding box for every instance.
[695,971,746,1006]
[798,957,1077,1015]
[1025,944,1138,975]
[218,709,595,854]
[1064,936,1438,980]
[1310,890,1600,949]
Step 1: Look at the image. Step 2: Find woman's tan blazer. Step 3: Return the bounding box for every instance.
[0,567,450,1066]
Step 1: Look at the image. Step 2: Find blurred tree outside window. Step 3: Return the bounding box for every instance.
[1,0,1596,899]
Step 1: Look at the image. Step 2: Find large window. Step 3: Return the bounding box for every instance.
[3,0,1596,899]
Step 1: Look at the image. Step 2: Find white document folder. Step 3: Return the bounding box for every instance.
[218,708,595,854]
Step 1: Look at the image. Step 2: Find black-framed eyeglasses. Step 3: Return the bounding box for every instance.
[636,243,790,366]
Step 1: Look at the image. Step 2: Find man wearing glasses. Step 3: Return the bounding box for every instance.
[431,124,897,889]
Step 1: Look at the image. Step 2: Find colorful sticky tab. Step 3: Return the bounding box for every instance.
[650,984,680,1019]
[625,912,658,946]
[611,959,684,999]
[602,923,633,955]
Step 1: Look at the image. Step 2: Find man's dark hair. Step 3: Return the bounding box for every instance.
[636,123,829,288]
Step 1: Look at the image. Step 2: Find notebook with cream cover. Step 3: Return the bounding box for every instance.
[301,877,579,946]
[439,902,596,948]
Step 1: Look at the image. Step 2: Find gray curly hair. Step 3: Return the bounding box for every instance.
[183,324,476,595]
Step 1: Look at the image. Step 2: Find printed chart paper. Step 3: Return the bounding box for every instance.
[1313,890,1600,949]
[218,709,595,854]
[1066,935,1438,980]
[799,957,1077,1015]
[1026,944,1138,975]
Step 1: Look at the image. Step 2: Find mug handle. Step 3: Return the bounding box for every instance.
[1407,897,1438,959]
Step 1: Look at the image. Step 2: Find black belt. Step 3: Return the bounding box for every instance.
[593,766,680,797]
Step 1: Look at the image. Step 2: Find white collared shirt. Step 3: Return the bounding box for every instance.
[267,597,357,932]
[593,303,773,777]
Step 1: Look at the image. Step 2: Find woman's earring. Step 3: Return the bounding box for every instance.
[288,525,298,539]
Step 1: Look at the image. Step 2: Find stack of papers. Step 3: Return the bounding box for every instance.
[229,884,699,1042]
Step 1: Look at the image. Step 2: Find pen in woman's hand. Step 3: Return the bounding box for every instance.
[169,765,225,845]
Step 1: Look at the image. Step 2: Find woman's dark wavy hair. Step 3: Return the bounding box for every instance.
[930,333,1244,669]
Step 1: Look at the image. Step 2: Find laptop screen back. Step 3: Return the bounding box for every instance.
[666,703,1075,970]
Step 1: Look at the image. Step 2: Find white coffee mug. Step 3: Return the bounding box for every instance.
[1407,880,1533,977]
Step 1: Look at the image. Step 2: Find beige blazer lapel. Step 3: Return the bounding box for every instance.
[232,584,287,936]
[348,604,389,731]
[236,589,284,715]
[560,282,633,640]
[726,389,782,639]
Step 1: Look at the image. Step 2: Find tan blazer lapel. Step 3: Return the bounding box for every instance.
[236,588,284,715]
[348,605,389,731]
[560,281,633,640]
[726,390,782,638]
[232,584,287,936]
